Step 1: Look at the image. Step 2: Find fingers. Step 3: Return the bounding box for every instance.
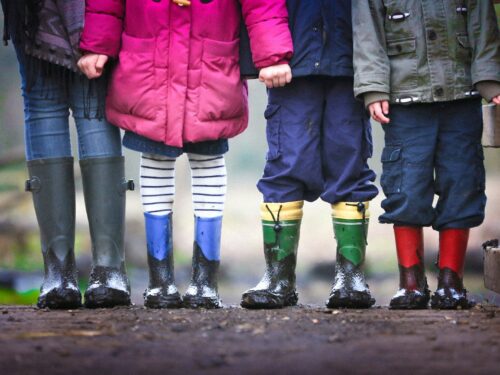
[77,54,108,79]
[369,102,390,124]
[382,100,389,116]
[258,64,292,89]
[492,95,500,105]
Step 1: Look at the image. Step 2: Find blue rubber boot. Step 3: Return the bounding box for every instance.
[183,216,223,309]
[143,213,182,308]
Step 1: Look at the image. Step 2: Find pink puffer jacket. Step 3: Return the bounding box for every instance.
[80,0,293,147]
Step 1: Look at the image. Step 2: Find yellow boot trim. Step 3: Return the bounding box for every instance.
[260,201,304,221]
[332,202,370,220]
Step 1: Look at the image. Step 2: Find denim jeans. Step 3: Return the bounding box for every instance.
[379,98,486,230]
[15,44,122,161]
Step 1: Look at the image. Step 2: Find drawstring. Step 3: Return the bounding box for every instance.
[346,202,368,245]
[265,204,283,249]
[265,204,283,233]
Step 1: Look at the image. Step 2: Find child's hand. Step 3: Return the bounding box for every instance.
[368,100,390,124]
[77,54,109,79]
[492,95,500,105]
[259,64,292,89]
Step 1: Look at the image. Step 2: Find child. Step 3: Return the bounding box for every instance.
[353,1,500,309]
[78,0,293,308]
[241,0,379,309]
[1,0,133,309]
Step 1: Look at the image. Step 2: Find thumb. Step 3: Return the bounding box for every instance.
[95,55,109,71]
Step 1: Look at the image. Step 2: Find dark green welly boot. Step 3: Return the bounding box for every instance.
[183,216,223,309]
[26,158,81,309]
[143,212,182,308]
[80,157,134,308]
[241,201,303,309]
[326,202,375,309]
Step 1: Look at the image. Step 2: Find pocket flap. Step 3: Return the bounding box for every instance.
[387,38,416,56]
[202,38,239,59]
[457,34,471,49]
[264,104,281,120]
[381,146,402,162]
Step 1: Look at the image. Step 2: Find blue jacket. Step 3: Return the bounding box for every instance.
[240,0,354,78]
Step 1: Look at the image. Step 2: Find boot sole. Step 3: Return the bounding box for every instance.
[240,290,298,309]
[84,286,131,308]
[37,288,82,310]
[430,295,474,310]
[182,295,223,309]
[326,291,375,309]
[389,293,430,310]
[144,293,183,309]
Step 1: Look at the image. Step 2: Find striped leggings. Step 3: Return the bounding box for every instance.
[140,153,226,218]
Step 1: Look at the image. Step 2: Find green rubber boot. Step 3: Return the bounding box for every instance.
[26,158,81,309]
[80,157,134,308]
[326,202,375,309]
[241,201,303,309]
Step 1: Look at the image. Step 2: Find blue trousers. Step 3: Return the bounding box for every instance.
[257,76,378,204]
[15,45,121,161]
[379,99,486,230]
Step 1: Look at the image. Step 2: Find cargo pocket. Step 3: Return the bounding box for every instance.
[380,146,402,194]
[387,37,418,91]
[265,104,281,161]
[475,144,485,191]
[199,38,245,122]
[109,34,158,121]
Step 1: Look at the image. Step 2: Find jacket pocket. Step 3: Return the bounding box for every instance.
[264,104,281,161]
[455,33,473,88]
[109,33,158,121]
[199,38,245,122]
[387,37,418,91]
[380,146,402,194]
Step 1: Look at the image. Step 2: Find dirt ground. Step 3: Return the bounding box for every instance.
[0,304,498,375]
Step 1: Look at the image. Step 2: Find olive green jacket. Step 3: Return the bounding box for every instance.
[353,0,500,107]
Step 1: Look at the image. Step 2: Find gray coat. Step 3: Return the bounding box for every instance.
[353,0,500,106]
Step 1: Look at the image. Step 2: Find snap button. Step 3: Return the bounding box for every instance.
[428,30,437,41]
[314,62,320,68]
[434,87,444,96]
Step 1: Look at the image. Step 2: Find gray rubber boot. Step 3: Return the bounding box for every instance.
[26,157,81,309]
[80,156,134,308]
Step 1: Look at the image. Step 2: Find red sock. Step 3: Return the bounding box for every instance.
[394,226,424,268]
[439,228,469,278]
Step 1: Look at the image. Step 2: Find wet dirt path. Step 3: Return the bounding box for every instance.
[0,304,498,374]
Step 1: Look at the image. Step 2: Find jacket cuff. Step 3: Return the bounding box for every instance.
[476,81,500,102]
[364,92,390,108]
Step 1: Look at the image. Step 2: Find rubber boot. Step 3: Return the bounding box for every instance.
[431,228,473,310]
[326,202,375,309]
[26,158,81,309]
[241,201,303,309]
[183,216,224,308]
[389,226,430,309]
[80,157,134,308]
[143,213,182,308]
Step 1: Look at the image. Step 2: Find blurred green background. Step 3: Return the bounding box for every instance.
[1,8,500,307]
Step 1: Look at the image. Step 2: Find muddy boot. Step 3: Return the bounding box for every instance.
[80,157,134,308]
[183,216,223,309]
[241,201,303,309]
[389,226,430,309]
[143,213,182,308]
[431,228,473,310]
[326,202,375,309]
[26,158,81,309]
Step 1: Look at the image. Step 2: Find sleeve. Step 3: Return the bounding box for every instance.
[352,0,391,100]
[467,0,500,85]
[240,0,293,69]
[79,0,125,58]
